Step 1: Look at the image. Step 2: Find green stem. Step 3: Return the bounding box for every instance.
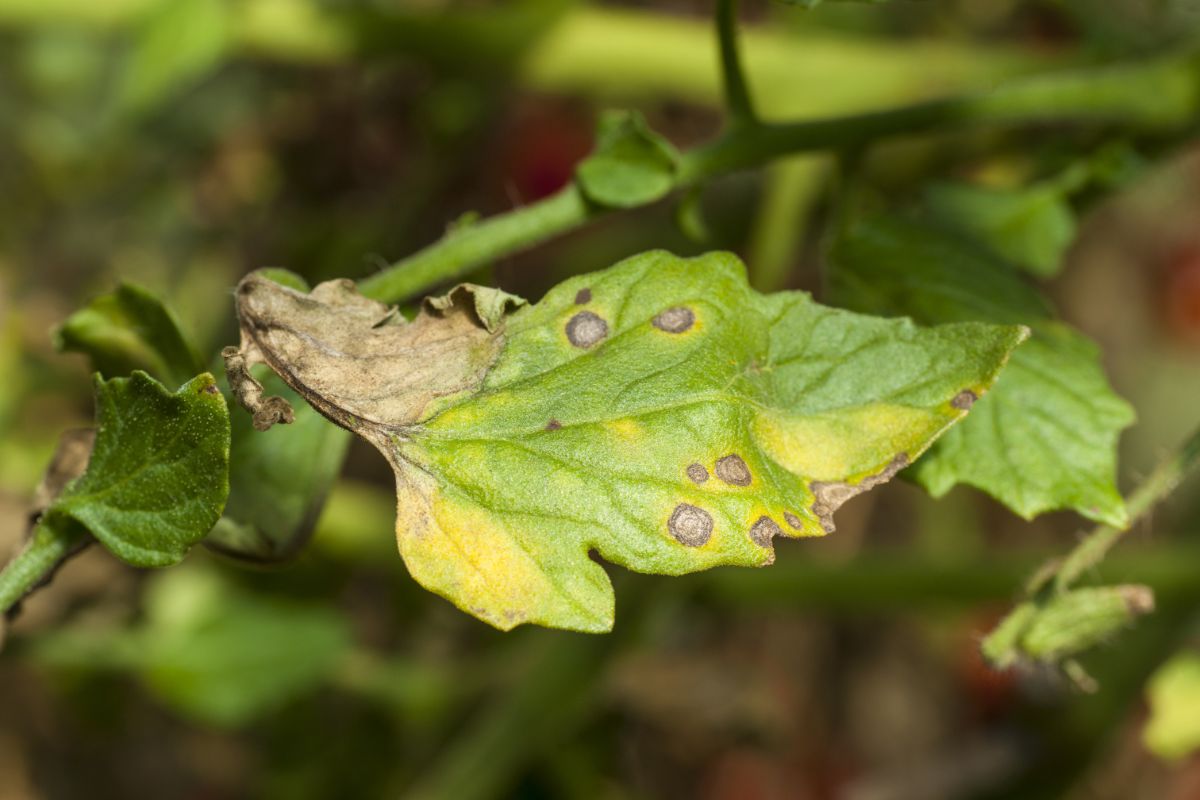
[0,520,86,613]
[360,49,1199,303]
[357,185,593,303]
[715,0,756,123]
[1053,424,1200,593]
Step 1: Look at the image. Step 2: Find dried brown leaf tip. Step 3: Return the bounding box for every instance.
[224,273,524,440]
[809,453,909,534]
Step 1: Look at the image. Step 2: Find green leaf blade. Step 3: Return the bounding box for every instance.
[575,110,679,209]
[55,281,203,388]
[830,215,1134,526]
[49,371,231,567]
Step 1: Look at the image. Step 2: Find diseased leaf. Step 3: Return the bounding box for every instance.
[43,371,230,567]
[575,110,679,209]
[55,282,203,388]
[829,216,1134,526]
[226,251,1024,632]
[1145,651,1200,761]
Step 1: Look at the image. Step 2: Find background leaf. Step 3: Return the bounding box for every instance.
[1145,651,1200,761]
[55,281,203,388]
[924,175,1081,279]
[44,371,230,567]
[31,564,352,727]
[575,110,679,208]
[829,215,1134,526]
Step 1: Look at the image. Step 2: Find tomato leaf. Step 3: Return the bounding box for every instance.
[575,110,679,209]
[830,215,1134,527]
[43,371,230,567]
[226,252,1024,632]
[924,177,1080,279]
[55,282,203,388]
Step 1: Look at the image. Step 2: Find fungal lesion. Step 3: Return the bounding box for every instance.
[565,311,608,348]
[808,453,909,534]
[652,306,695,334]
[686,463,709,484]
[668,503,713,547]
[951,389,978,410]
[748,516,781,549]
[714,454,752,487]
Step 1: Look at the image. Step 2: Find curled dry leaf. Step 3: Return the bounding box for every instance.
[226,252,1026,632]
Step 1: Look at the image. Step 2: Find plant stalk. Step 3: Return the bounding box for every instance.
[715,0,756,124]
[1053,424,1200,593]
[0,520,86,615]
[360,49,1199,303]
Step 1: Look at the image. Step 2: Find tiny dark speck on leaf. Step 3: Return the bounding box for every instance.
[715,454,752,486]
[566,311,608,348]
[686,463,709,484]
[545,419,562,431]
[575,288,592,305]
[951,390,977,410]
[668,503,713,547]
[652,306,695,333]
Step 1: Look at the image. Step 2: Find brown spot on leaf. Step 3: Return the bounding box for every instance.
[668,503,713,547]
[652,306,695,333]
[545,419,562,431]
[574,288,592,305]
[784,513,803,530]
[749,516,781,548]
[566,311,608,349]
[809,454,909,534]
[715,454,752,486]
[202,383,220,395]
[686,463,709,484]
[951,390,977,410]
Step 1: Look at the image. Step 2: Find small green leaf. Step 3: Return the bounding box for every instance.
[575,110,679,209]
[228,250,1024,632]
[1145,651,1200,761]
[43,371,230,567]
[925,177,1080,279]
[55,282,203,388]
[829,215,1134,526]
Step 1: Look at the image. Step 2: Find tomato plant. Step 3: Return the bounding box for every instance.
[2,0,1200,796]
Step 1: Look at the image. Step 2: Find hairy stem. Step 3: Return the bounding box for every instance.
[1053,424,1200,593]
[359,49,1199,303]
[357,185,593,302]
[0,520,86,614]
[715,0,756,123]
